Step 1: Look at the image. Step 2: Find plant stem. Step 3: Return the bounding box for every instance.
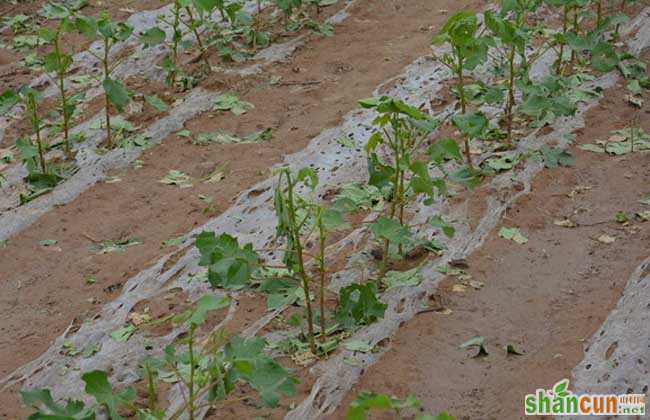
[317,213,327,343]
[54,31,71,158]
[615,0,626,36]
[188,326,196,420]
[29,96,47,174]
[506,44,516,146]
[557,5,568,75]
[596,0,602,27]
[170,0,181,86]
[102,37,113,149]
[456,47,474,168]
[380,125,401,278]
[569,6,579,72]
[146,362,157,411]
[185,7,211,70]
[285,171,317,355]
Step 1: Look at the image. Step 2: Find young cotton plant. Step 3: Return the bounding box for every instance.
[273,167,350,354]
[484,0,543,146]
[358,96,462,278]
[141,0,214,86]
[39,3,80,159]
[76,13,134,149]
[22,295,298,419]
[432,11,490,167]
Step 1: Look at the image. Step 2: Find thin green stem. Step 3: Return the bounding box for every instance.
[556,5,568,75]
[29,95,47,174]
[102,37,112,149]
[456,47,473,168]
[54,30,71,158]
[317,213,327,343]
[506,44,516,145]
[285,171,317,354]
[188,326,196,420]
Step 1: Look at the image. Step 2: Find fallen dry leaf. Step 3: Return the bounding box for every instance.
[554,219,577,228]
[452,284,468,293]
[597,234,616,244]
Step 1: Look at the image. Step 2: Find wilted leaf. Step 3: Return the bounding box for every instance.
[213,93,254,115]
[110,324,136,342]
[504,343,524,356]
[459,335,488,357]
[597,234,616,244]
[498,227,528,244]
[159,170,192,188]
[344,340,374,353]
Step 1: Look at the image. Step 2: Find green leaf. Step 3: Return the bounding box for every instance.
[39,239,58,247]
[429,215,455,238]
[335,283,387,329]
[485,155,518,172]
[370,217,411,246]
[429,138,462,164]
[627,79,642,96]
[145,95,168,112]
[449,166,483,189]
[195,232,259,290]
[82,370,135,420]
[591,42,619,72]
[75,15,98,39]
[0,89,19,116]
[452,111,488,139]
[103,78,130,112]
[189,294,230,326]
[337,183,384,211]
[21,388,91,419]
[140,26,166,47]
[498,227,528,244]
[225,336,298,407]
[540,146,574,168]
[347,392,422,420]
[322,208,351,231]
[615,211,628,224]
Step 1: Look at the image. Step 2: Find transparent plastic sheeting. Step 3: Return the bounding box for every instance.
[562,255,650,420]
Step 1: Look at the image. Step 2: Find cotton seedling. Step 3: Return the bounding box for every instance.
[75,13,134,149]
[20,87,48,175]
[359,96,460,277]
[273,167,319,353]
[432,11,490,167]
[22,295,297,419]
[484,0,542,146]
[39,3,77,158]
